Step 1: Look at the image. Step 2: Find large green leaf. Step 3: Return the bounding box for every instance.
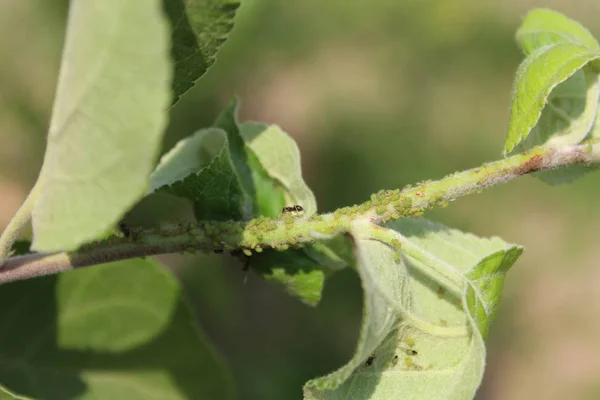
[504,43,600,154]
[516,8,600,56]
[0,259,234,400]
[31,0,172,252]
[304,218,522,400]
[164,0,240,105]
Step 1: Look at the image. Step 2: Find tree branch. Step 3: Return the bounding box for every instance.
[1,142,598,285]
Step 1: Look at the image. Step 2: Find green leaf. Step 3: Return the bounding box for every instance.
[214,99,286,218]
[516,68,600,150]
[149,128,250,221]
[31,0,172,252]
[164,0,240,105]
[516,8,600,56]
[305,218,523,400]
[504,43,600,154]
[240,122,318,216]
[148,128,227,193]
[304,235,405,394]
[514,68,600,184]
[250,248,327,306]
[0,385,29,400]
[0,259,234,400]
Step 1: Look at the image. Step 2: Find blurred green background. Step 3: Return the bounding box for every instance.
[2,0,600,399]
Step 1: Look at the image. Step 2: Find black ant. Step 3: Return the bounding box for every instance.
[282,205,303,213]
[365,354,375,366]
[118,222,131,238]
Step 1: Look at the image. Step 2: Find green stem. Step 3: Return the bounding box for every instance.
[1,143,599,284]
[0,181,41,263]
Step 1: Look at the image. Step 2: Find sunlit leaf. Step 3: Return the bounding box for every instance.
[32,0,172,252]
[504,43,600,154]
[304,218,522,400]
[516,8,600,56]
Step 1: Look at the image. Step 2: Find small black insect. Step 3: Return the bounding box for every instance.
[242,256,251,272]
[282,205,304,213]
[365,354,375,367]
[118,222,131,238]
[391,355,399,366]
[406,349,418,356]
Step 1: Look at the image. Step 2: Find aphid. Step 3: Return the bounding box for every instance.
[365,354,375,366]
[398,346,418,356]
[282,205,304,213]
[437,286,445,298]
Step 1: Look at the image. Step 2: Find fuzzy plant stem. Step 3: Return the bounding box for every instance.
[1,143,598,285]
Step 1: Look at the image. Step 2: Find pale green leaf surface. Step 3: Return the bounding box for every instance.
[304,235,407,394]
[164,0,240,105]
[305,218,522,400]
[516,8,600,55]
[0,259,234,400]
[240,122,317,215]
[504,43,600,154]
[148,128,227,193]
[32,0,172,252]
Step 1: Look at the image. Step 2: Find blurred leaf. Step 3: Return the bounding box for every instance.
[304,218,522,400]
[0,386,28,400]
[505,42,600,154]
[31,0,172,252]
[164,0,240,105]
[516,8,600,56]
[0,259,234,400]
[240,122,318,216]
